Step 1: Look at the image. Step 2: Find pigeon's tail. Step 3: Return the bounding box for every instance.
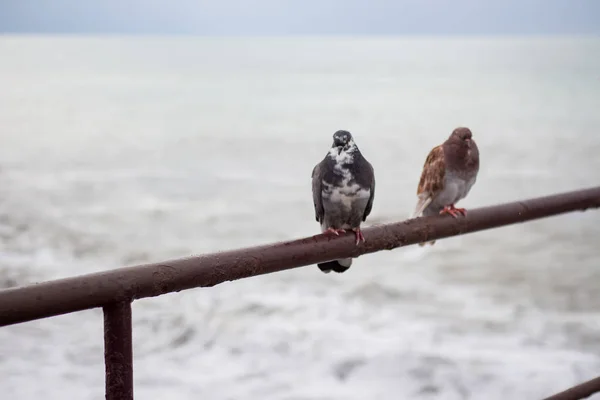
[417,205,437,246]
[318,258,352,274]
[411,194,432,219]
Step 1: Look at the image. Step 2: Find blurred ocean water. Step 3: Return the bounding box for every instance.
[0,36,599,399]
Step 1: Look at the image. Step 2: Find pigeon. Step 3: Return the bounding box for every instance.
[412,127,480,246]
[311,130,375,273]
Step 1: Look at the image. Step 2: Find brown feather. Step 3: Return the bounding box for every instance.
[417,145,446,197]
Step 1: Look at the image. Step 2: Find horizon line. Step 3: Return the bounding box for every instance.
[1,32,599,38]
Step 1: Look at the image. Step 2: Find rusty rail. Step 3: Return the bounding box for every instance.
[543,376,600,400]
[1,186,600,327]
[0,186,599,399]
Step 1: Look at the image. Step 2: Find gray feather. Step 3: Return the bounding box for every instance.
[311,163,324,222]
[311,130,375,273]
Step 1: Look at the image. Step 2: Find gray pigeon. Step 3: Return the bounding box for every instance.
[412,127,480,245]
[311,130,375,273]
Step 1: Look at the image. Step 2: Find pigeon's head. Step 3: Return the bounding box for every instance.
[332,130,355,153]
[449,127,474,149]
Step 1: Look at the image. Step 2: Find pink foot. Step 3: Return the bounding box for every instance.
[439,204,467,218]
[325,227,346,236]
[352,228,365,245]
[454,207,467,217]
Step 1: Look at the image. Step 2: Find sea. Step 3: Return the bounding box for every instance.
[0,35,599,400]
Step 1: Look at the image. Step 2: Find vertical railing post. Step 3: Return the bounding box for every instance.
[103,301,133,400]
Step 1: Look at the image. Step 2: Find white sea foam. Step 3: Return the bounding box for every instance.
[0,36,599,400]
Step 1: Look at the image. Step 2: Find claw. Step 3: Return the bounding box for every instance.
[352,228,365,245]
[325,227,346,236]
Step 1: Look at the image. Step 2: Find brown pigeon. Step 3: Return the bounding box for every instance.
[412,127,480,245]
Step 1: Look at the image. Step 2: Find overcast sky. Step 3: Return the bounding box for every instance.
[1,0,599,35]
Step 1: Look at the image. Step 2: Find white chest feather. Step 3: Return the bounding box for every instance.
[322,144,370,210]
[440,173,476,204]
[324,182,370,210]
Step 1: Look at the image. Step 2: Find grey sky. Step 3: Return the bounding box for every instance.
[1,0,599,35]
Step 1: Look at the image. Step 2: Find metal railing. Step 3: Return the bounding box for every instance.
[1,186,600,400]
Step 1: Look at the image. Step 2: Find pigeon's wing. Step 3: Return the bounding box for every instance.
[412,145,446,217]
[363,162,375,221]
[312,161,325,222]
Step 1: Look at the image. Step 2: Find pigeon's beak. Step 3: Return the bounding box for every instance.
[337,146,343,155]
